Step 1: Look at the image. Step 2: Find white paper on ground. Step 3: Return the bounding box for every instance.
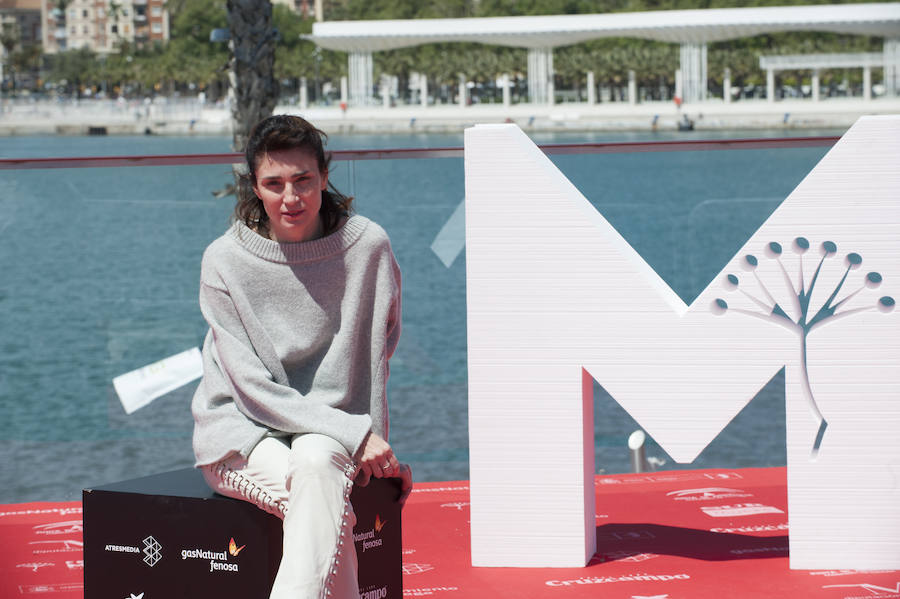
[113,347,203,414]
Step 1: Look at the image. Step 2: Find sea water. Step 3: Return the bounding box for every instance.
[0,127,843,502]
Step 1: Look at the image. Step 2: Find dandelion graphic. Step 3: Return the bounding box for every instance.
[713,237,894,458]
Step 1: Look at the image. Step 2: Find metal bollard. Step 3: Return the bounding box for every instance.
[628,430,651,473]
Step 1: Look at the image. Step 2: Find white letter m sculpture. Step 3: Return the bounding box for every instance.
[464,117,900,570]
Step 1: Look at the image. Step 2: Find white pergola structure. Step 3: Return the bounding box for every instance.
[303,3,900,106]
[760,53,888,102]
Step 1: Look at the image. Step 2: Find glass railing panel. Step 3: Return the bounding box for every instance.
[548,143,832,304]
[1,157,235,503]
[1,132,842,506]
[331,155,469,483]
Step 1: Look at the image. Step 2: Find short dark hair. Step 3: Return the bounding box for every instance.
[235,115,353,238]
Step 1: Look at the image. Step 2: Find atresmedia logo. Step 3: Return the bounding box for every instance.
[142,536,162,567]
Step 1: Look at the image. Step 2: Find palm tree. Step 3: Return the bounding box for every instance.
[1,22,21,91]
[226,0,278,154]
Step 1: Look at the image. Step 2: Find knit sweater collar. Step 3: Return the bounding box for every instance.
[229,215,369,264]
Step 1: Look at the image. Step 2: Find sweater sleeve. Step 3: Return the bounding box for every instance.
[386,252,402,361]
[199,279,373,458]
[376,251,402,442]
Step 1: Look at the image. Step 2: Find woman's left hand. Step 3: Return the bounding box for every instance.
[354,433,413,507]
[355,432,400,486]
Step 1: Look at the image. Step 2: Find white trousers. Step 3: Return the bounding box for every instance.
[201,434,360,599]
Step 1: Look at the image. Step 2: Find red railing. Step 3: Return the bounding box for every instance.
[0,136,840,170]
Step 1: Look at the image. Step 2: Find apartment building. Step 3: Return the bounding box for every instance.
[41,0,168,54]
[1,0,42,49]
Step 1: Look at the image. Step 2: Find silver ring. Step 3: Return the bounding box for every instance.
[381,463,391,470]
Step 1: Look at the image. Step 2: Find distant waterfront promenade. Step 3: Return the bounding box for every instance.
[2,96,900,136]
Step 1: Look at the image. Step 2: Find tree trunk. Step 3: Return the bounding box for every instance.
[227,0,278,154]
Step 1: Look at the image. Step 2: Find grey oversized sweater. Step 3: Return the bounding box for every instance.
[191,215,401,466]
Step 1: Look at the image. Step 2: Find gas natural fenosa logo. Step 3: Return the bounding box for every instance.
[228,537,245,557]
[354,515,386,552]
[180,540,241,573]
[715,238,894,458]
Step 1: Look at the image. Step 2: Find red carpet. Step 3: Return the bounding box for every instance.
[0,503,84,598]
[3,467,898,598]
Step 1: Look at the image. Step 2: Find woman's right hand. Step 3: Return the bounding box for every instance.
[395,463,413,508]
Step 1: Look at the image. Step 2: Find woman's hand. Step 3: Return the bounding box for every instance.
[355,433,413,507]
[355,432,400,486]
[396,463,413,508]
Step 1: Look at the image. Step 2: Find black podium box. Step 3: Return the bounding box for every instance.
[83,468,402,598]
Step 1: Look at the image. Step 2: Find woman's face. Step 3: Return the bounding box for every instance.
[252,147,328,243]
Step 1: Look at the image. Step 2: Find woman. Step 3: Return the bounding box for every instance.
[191,114,412,599]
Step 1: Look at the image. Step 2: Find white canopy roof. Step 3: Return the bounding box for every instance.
[759,52,885,69]
[306,3,900,52]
